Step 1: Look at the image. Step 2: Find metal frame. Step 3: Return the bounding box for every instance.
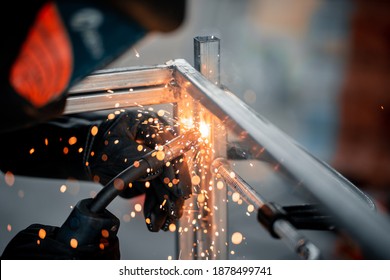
[65,58,390,259]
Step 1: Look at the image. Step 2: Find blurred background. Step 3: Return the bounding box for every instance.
[2,0,390,259]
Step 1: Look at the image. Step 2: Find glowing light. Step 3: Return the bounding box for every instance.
[7,224,12,232]
[60,185,67,193]
[232,192,240,202]
[231,232,243,245]
[199,121,210,138]
[157,110,165,117]
[4,171,15,186]
[191,175,201,185]
[145,218,151,224]
[180,117,194,130]
[168,256,173,260]
[90,126,99,136]
[169,223,177,232]
[68,136,77,145]
[197,193,206,203]
[38,228,46,239]
[133,161,140,168]
[63,147,69,154]
[70,238,78,248]
[156,150,165,161]
[108,113,115,120]
[131,211,136,218]
[134,204,142,212]
[145,181,150,188]
[137,145,143,151]
[216,181,224,190]
[134,48,140,58]
[44,138,49,146]
[101,229,109,238]
[29,148,35,154]
[247,204,255,212]
[113,179,124,191]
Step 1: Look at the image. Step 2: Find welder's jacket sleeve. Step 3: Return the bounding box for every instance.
[0,113,103,181]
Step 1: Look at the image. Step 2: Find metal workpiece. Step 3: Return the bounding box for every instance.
[172,58,390,259]
[273,220,321,260]
[64,86,177,115]
[194,36,221,86]
[68,65,174,94]
[64,65,178,114]
[211,158,322,260]
[177,36,227,260]
[211,158,265,208]
[62,40,390,258]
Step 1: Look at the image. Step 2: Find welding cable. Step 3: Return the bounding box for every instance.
[211,158,322,260]
[89,129,200,213]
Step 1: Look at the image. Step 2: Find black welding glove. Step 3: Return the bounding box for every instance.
[1,223,120,260]
[85,110,192,232]
[0,109,192,232]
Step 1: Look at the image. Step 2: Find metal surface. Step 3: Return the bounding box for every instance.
[194,36,221,86]
[65,65,177,114]
[68,66,173,94]
[211,158,321,260]
[176,36,227,260]
[273,220,321,260]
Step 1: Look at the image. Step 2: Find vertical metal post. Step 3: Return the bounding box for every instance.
[194,36,221,86]
[176,36,227,259]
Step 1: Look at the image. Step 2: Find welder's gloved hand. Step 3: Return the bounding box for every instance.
[86,110,192,232]
[1,224,120,260]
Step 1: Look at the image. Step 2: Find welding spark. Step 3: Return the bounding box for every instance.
[4,171,15,186]
[133,48,140,58]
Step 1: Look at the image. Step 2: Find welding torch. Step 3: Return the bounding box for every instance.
[56,129,200,248]
[211,158,323,260]
[89,128,200,213]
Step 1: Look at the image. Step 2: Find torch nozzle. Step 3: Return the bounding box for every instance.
[163,128,201,162]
